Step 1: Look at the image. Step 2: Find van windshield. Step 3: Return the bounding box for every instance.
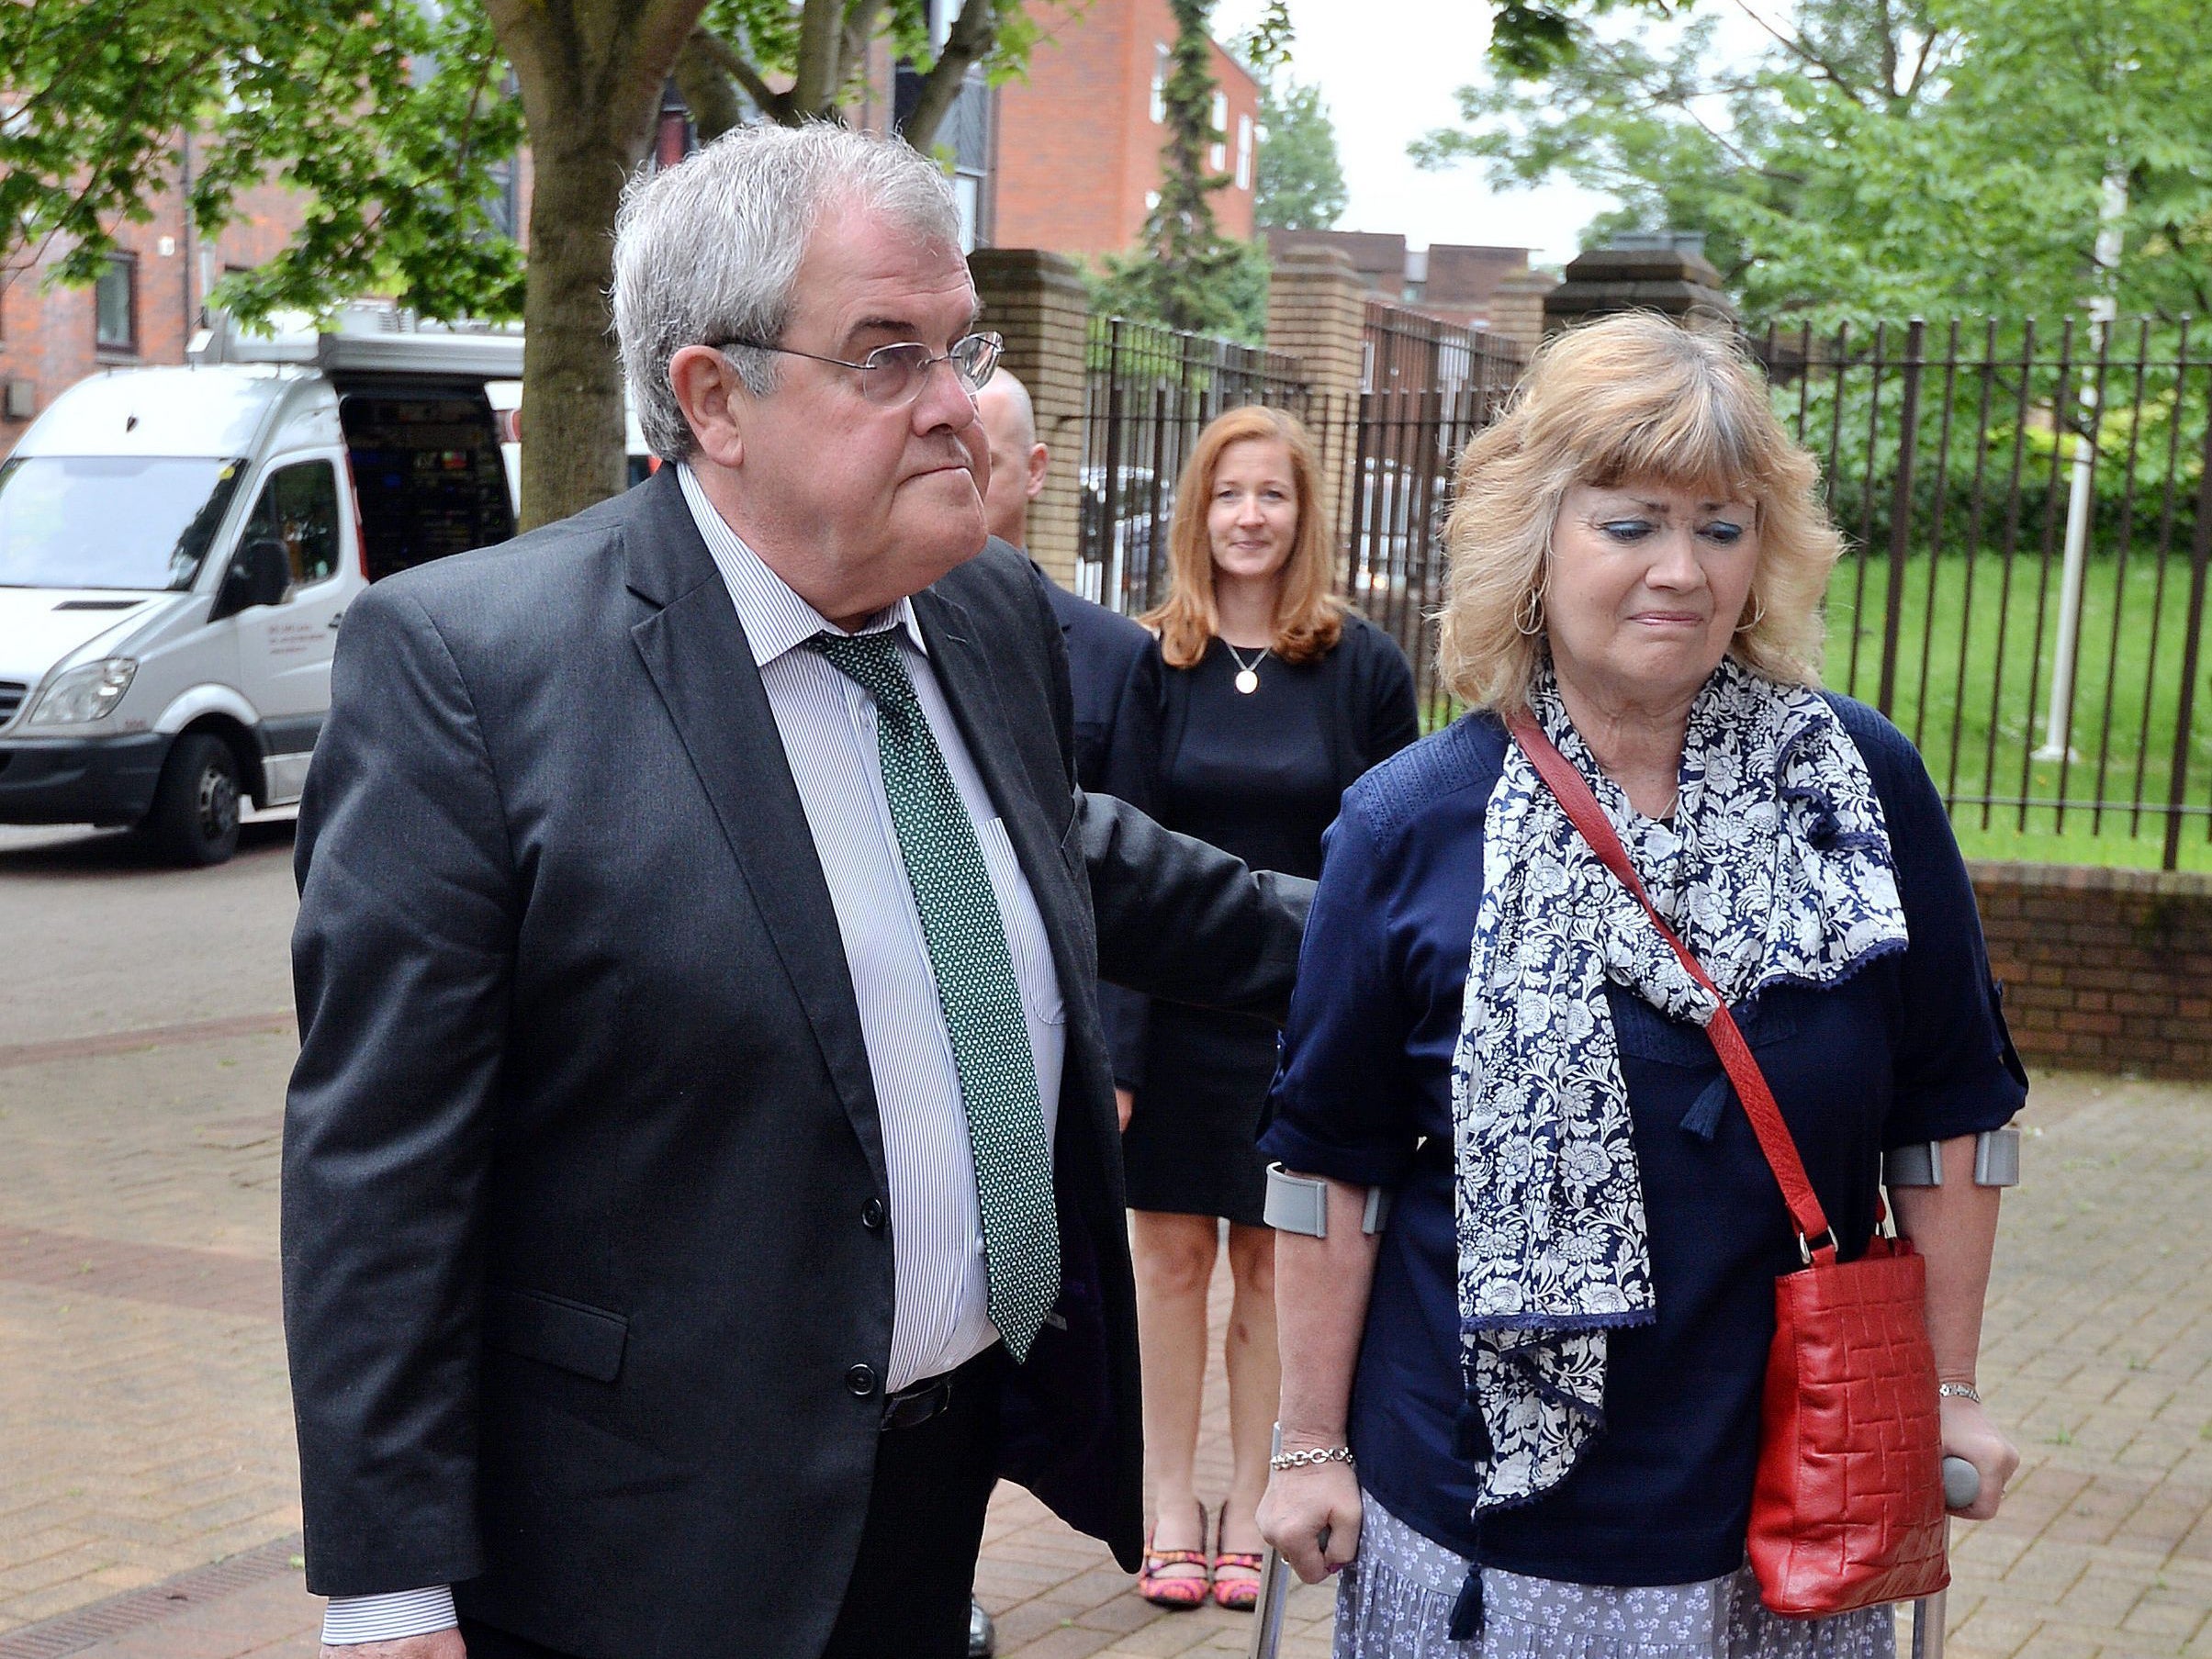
[0,455,248,591]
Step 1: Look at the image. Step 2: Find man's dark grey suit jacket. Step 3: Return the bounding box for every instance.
[280,465,1310,1659]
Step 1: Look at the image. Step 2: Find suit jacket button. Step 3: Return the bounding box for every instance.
[846,1362,878,1396]
[861,1198,887,1232]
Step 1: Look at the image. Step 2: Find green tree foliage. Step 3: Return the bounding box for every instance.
[0,2,524,315]
[2,0,1051,530]
[1086,237,1270,344]
[1254,78,1346,231]
[1413,0,2212,328]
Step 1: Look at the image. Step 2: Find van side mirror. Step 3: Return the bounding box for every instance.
[211,537,293,620]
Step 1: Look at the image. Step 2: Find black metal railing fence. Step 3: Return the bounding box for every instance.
[1754,318,2212,868]
[1079,307,2212,868]
[1364,299,1499,396]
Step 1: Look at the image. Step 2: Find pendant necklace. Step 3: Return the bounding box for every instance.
[1225,640,1268,695]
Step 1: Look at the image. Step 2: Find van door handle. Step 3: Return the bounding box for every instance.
[328,611,345,631]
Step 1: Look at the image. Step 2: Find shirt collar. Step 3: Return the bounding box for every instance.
[677,463,927,669]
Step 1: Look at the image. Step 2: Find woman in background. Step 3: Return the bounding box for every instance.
[1110,404,1420,1610]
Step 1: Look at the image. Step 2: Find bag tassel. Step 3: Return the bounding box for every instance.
[1452,1396,1492,1462]
[1447,1567,1486,1640]
[1680,1073,1733,1142]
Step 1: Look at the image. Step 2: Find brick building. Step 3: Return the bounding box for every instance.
[1263,227,1546,333]
[990,0,1260,257]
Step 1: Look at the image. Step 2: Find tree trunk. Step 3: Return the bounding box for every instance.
[676,31,756,143]
[485,0,710,530]
[897,0,998,150]
[516,134,637,527]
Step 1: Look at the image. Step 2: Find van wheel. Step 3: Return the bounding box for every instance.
[145,734,241,867]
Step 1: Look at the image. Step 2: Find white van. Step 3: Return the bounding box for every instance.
[0,312,520,864]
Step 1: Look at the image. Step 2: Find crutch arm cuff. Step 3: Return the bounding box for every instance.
[1263,1163,1393,1237]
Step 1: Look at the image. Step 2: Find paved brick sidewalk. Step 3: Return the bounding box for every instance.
[0,1049,2206,1659]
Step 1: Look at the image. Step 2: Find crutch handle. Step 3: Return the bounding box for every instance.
[1942,1455,1980,1509]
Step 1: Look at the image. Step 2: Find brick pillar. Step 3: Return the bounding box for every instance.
[1265,247,1365,399]
[1265,248,1366,544]
[970,248,1089,588]
[1542,244,1737,336]
[1487,270,1558,351]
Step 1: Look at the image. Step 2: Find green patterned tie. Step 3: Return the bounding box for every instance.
[807,630,1060,1362]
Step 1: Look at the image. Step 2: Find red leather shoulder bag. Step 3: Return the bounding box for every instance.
[1508,712,1948,1617]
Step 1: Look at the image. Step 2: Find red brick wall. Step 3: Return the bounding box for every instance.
[994,0,1259,259]
[1971,861,2212,1079]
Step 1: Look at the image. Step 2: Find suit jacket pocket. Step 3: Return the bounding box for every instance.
[484,1284,629,1383]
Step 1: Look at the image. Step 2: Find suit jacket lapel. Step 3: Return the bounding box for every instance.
[623,473,888,1191]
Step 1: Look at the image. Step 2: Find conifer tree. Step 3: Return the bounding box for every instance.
[1095,0,1252,337]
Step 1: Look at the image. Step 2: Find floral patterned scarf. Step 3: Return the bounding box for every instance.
[1450,656,1909,1518]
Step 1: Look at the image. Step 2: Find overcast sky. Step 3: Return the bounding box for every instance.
[1211,0,1620,268]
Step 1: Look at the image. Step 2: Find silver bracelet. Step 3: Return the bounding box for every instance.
[1271,1444,1356,1472]
[1937,1382,1982,1403]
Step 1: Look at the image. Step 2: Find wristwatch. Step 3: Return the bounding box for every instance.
[1937,1382,1982,1403]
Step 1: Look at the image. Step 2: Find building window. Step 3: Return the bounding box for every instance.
[1150,44,1168,123]
[893,62,992,252]
[1236,114,1253,190]
[94,254,137,353]
[953,175,982,252]
[1210,91,1229,170]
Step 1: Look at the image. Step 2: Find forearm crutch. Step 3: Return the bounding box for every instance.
[1251,1169,1390,1659]
[1246,1426,1297,1659]
[1911,1456,1982,1659]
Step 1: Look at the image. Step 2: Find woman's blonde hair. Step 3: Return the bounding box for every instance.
[1435,312,1839,712]
[1143,405,1345,668]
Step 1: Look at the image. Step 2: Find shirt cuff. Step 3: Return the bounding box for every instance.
[321,1586,458,1645]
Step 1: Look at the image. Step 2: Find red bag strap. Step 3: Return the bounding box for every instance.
[1505,710,1837,1262]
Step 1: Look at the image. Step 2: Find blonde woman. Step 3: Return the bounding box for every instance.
[1107,404,1419,1610]
[1255,315,2025,1657]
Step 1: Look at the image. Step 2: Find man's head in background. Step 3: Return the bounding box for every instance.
[975,370,1049,550]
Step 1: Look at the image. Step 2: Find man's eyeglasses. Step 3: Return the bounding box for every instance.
[710,331,1003,408]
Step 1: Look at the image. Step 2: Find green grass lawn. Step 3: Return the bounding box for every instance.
[1408,540,2212,872]
[1823,542,2212,872]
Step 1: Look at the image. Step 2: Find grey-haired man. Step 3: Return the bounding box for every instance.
[281,121,1308,1659]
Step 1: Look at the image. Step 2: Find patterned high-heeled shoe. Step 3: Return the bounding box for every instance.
[1136,1502,1211,1609]
[1210,1509,1264,1612]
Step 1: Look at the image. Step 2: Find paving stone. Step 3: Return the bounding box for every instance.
[7,1037,2212,1658]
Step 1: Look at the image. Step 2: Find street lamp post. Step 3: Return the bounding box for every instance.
[2036,163,2130,763]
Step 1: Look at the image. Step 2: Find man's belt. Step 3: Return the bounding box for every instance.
[881,1346,1001,1431]
[882,1371,958,1431]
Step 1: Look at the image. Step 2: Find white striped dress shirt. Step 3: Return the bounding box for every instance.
[321,465,1067,1645]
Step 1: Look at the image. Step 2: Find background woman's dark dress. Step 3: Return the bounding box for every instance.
[1109,611,1420,1225]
